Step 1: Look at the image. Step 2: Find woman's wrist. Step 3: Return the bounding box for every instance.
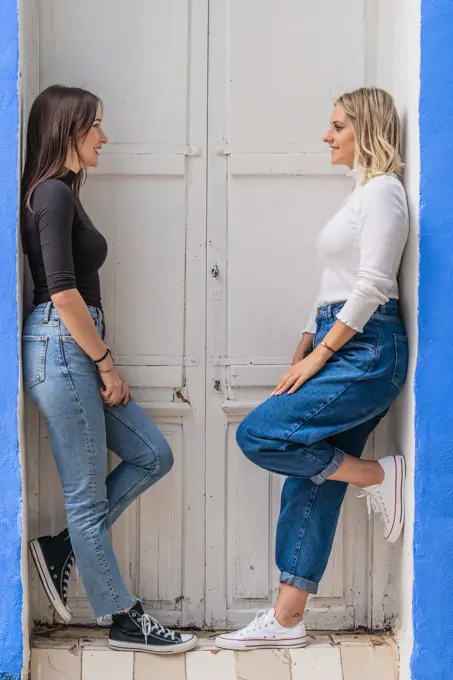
[313,343,334,363]
[96,348,115,372]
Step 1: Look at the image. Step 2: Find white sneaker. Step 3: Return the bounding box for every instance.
[215,608,307,651]
[357,455,406,543]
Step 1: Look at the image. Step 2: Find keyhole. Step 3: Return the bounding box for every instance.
[211,264,220,278]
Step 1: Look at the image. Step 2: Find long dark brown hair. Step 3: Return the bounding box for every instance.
[22,85,101,214]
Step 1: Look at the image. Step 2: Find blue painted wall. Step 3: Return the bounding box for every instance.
[0,0,22,678]
[413,2,453,679]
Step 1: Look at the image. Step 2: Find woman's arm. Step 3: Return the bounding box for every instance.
[275,179,408,395]
[336,177,408,332]
[51,290,129,406]
[274,320,356,395]
[34,180,127,405]
[292,332,314,365]
[51,289,110,362]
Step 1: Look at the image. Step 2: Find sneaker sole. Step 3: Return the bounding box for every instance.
[215,635,307,651]
[386,455,406,543]
[108,636,198,655]
[29,540,72,624]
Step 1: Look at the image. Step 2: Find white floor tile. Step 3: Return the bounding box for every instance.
[134,652,187,680]
[82,649,134,680]
[341,645,397,680]
[237,649,291,680]
[31,648,82,680]
[186,649,237,680]
[290,646,343,680]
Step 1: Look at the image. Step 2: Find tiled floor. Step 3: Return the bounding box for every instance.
[30,628,398,679]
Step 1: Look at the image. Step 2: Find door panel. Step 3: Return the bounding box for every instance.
[29,0,208,627]
[205,0,372,629]
[28,0,392,631]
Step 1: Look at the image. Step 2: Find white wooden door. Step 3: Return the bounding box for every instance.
[28,0,393,631]
[28,0,208,628]
[205,0,380,630]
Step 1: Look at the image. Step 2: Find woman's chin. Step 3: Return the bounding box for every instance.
[82,155,99,169]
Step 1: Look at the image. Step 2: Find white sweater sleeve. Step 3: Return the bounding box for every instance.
[336,177,408,332]
[304,298,319,334]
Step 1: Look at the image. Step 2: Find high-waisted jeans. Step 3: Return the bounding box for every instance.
[236,300,408,594]
[23,302,174,618]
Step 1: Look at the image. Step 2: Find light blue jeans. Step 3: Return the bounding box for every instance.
[23,302,174,619]
[237,300,408,594]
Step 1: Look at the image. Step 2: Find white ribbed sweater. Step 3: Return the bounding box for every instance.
[305,170,409,334]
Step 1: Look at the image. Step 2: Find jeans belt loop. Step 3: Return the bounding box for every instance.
[43,301,53,324]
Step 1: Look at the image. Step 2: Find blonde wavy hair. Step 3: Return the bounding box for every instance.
[336,87,404,182]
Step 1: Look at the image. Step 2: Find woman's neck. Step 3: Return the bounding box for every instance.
[65,150,81,174]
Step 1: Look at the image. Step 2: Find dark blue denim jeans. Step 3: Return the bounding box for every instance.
[236,300,408,594]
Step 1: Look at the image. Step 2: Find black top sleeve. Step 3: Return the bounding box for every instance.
[32,179,77,296]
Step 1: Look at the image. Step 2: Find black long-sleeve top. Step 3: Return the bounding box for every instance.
[23,171,108,309]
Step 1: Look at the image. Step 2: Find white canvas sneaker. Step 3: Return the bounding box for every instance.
[215,608,307,651]
[357,455,406,543]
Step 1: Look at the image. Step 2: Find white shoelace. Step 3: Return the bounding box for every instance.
[239,610,270,635]
[357,489,389,522]
[139,613,177,643]
[62,554,76,601]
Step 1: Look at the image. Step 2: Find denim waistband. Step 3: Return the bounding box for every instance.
[32,301,104,326]
[316,299,399,321]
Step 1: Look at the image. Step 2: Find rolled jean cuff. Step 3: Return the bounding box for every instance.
[309,447,345,485]
[280,571,318,595]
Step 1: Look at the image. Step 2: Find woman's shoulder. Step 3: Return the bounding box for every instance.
[359,173,408,212]
[31,177,75,212]
[362,172,406,195]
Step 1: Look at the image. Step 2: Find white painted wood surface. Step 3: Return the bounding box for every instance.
[27,0,395,631]
[205,0,377,631]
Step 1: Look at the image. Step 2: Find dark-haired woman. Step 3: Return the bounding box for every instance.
[22,85,197,654]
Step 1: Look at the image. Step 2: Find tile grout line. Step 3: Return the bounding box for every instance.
[287,649,294,680]
[339,644,345,680]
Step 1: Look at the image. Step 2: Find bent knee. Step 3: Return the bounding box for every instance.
[236,417,265,460]
[157,440,174,477]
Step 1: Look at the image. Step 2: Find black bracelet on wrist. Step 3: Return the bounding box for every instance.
[93,348,111,364]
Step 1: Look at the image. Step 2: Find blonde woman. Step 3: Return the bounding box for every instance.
[216,88,409,651]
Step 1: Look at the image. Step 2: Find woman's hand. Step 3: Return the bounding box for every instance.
[292,333,314,366]
[100,369,132,406]
[120,375,133,406]
[273,349,329,396]
[100,368,124,406]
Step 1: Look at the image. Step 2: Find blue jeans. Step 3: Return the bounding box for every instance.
[22,303,174,619]
[236,300,408,594]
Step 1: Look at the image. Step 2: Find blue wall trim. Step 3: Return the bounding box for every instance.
[413,2,453,679]
[0,0,22,678]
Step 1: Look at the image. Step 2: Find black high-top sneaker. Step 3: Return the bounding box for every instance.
[109,601,198,654]
[29,528,75,623]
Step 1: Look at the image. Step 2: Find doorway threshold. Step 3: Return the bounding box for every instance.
[30,626,398,679]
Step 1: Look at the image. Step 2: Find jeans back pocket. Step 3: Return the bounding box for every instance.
[22,336,48,390]
[391,333,409,391]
